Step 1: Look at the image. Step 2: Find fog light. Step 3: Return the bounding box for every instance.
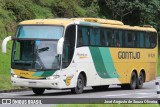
[46,75,60,80]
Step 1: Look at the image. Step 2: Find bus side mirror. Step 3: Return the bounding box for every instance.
[2,36,12,53]
[57,37,64,55]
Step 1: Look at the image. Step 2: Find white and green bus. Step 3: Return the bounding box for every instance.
[2,18,158,95]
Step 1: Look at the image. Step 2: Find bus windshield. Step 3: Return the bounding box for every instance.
[11,25,64,70]
[12,40,60,70]
[17,26,63,39]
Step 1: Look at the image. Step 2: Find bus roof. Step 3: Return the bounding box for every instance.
[19,18,157,32]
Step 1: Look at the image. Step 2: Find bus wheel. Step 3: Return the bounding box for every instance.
[92,85,109,91]
[71,74,84,94]
[136,72,144,89]
[32,88,45,95]
[121,72,137,90]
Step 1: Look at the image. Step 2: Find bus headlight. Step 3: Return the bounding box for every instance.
[46,75,60,80]
[11,73,20,78]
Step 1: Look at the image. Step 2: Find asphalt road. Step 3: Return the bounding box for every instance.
[0,77,160,99]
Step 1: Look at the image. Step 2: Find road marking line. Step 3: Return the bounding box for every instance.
[102,93,133,97]
[1,93,18,95]
[102,92,156,98]
[136,93,155,95]
[137,95,157,98]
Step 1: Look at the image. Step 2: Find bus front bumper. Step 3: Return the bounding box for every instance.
[11,77,64,89]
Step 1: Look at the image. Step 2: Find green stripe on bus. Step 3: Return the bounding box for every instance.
[89,47,120,78]
[99,48,120,78]
[89,47,110,78]
[33,72,44,76]
[41,71,56,77]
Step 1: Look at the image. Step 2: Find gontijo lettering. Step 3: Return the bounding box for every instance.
[118,51,140,59]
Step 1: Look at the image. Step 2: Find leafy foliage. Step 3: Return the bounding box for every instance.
[0,0,159,33]
[52,0,86,17]
[104,0,143,21]
[139,0,160,30]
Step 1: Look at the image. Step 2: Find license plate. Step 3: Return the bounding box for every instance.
[29,82,37,86]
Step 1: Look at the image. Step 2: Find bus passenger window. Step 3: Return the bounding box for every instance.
[63,25,76,68]
[145,33,150,48]
[104,30,108,46]
[122,31,126,47]
[107,31,112,47]
[82,27,89,46]
[149,32,157,48]
[100,29,105,46]
[90,28,95,45]
[114,31,120,47]
[119,31,123,47]
[127,32,133,47]
[134,32,140,48]
[140,32,145,48]
[95,28,100,46]
[77,29,82,47]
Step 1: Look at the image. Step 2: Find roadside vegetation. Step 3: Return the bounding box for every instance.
[0,0,160,90]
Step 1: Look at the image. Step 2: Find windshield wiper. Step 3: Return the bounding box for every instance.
[34,46,46,70]
[38,47,49,53]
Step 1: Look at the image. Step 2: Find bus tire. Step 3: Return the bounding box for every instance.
[32,88,45,95]
[92,85,109,91]
[71,74,84,94]
[121,72,137,90]
[136,72,144,89]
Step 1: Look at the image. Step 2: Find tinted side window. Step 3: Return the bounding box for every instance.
[149,32,157,48]
[95,28,101,46]
[63,25,76,68]
[127,31,134,47]
[100,29,105,46]
[114,30,122,47]
[134,32,140,48]
[90,28,95,45]
[82,27,89,46]
[122,31,126,47]
[77,28,82,47]
[77,26,89,46]
[104,29,112,47]
[77,26,157,49]
[114,30,118,47]
[107,30,113,47]
[145,32,150,48]
[140,32,145,48]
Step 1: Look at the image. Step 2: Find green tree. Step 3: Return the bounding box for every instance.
[0,0,15,35]
[104,0,143,21]
[3,0,36,22]
[139,0,160,29]
[52,0,85,18]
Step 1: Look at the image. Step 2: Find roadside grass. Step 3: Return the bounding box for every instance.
[0,41,19,90]
[158,56,160,76]
[56,104,160,107]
